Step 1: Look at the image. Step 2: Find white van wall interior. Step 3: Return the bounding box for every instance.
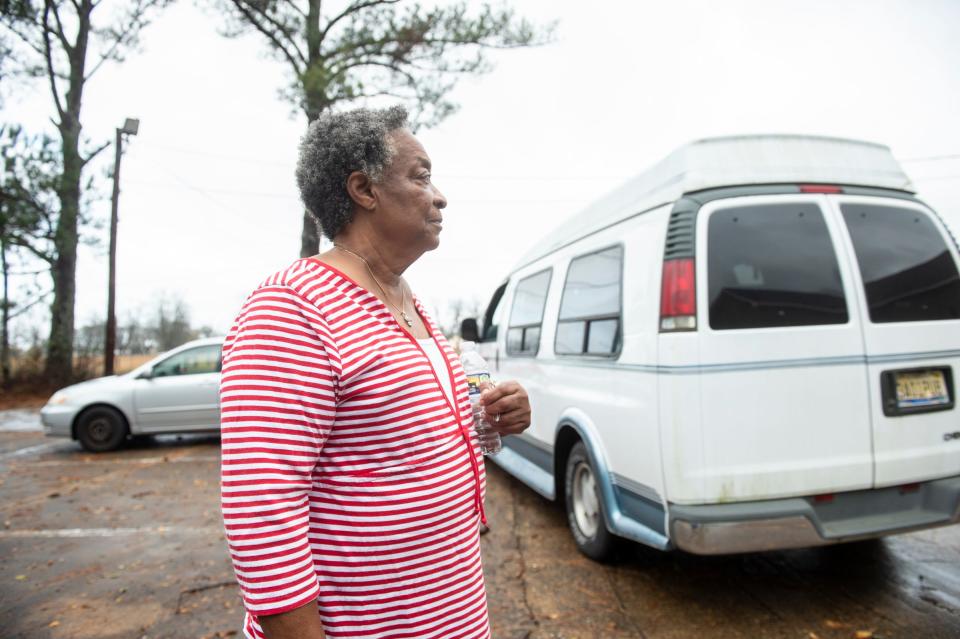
[482,134,960,558]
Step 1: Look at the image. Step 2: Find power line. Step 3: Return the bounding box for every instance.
[135,140,293,168]
[901,154,960,163]
[123,178,590,203]
[913,174,960,182]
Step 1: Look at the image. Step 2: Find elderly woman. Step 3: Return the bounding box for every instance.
[219,105,532,639]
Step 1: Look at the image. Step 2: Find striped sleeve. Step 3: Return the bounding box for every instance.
[219,283,338,616]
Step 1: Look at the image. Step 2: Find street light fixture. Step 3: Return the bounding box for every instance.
[104,118,139,376]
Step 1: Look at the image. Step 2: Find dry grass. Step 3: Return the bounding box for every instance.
[2,353,158,410]
[0,385,50,410]
[103,353,156,374]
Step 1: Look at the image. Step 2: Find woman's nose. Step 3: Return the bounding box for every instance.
[433,185,447,209]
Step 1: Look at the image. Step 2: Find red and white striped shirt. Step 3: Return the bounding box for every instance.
[220,258,489,639]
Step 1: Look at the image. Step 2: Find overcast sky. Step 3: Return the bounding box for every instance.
[5,0,960,339]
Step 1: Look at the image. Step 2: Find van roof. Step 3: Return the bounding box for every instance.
[515,134,914,270]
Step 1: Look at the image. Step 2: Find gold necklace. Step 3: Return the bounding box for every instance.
[333,245,414,328]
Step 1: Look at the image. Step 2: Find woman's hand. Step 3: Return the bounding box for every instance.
[479,381,531,435]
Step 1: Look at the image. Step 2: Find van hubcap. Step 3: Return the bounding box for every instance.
[572,462,600,538]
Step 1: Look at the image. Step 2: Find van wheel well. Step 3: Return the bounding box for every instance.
[554,425,582,504]
[72,404,130,440]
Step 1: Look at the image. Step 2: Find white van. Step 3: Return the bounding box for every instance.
[462,134,960,559]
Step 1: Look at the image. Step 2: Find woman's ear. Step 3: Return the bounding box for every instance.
[346,171,376,211]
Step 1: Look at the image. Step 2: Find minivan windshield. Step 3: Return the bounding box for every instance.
[841,203,960,323]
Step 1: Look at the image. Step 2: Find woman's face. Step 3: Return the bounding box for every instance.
[373,129,447,253]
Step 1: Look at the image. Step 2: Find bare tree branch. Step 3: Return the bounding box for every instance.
[279,0,306,19]
[228,0,306,70]
[1,21,47,58]
[40,4,66,121]
[319,0,400,44]
[9,289,53,319]
[8,236,54,264]
[5,268,50,276]
[80,140,109,166]
[47,0,74,54]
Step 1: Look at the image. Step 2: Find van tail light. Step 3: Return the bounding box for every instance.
[660,258,697,332]
[799,184,843,193]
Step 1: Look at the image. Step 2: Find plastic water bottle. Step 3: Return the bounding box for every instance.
[460,341,502,455]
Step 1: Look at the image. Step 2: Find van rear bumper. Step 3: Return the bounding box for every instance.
[669,475,960,555]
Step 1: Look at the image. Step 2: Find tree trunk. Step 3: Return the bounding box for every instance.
[298,0,324,258]
[45,0,92,387]
[1,230,10,388]
[45,118,81,386]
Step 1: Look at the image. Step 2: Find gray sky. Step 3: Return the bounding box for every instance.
[5,0,960,338]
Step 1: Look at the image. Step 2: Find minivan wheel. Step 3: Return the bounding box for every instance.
[565,442,618,560]
[76,407,128,452]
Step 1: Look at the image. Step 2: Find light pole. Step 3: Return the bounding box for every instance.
[104,118,139,376]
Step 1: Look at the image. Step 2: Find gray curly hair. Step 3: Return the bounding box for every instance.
[295,105,410,240]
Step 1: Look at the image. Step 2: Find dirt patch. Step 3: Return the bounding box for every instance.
[25,595,166,639]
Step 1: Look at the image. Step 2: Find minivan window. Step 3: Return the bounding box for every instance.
[556,245,623,355]
[506,269,551,355]
[841,204,960,323]
[708,203,848,330]
[152,345,222,377]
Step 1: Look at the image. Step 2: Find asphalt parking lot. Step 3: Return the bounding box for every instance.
[1,413,959,639]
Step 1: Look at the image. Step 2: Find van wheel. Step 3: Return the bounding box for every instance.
[565,441,618,560]
[76,407,128,452]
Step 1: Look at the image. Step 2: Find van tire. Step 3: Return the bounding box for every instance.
[565,442,618,561]
[76,406,128,452]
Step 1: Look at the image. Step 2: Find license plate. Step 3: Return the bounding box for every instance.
[894,370,950,408]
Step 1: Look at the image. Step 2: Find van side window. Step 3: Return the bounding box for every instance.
[481,283,507,342]
[506,269,552,356]
[708,203,848,330]
[555,245,623,356]
[841,204,960,323]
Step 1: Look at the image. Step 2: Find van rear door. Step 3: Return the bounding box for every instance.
[694,194,873,501]
[831,196,960,487]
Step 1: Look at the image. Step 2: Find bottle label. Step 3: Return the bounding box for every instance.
[466,372,490,396]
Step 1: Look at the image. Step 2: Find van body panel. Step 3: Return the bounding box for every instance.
[686,194,874,502]
[656,340,705,504]
[828,195,960,487]
[497,212,671,510]
[670,474,960,554]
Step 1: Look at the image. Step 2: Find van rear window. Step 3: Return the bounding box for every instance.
[841,204,960,323]
[708,203,848,330]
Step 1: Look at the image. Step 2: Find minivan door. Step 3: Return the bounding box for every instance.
[134,344,222,432]
[694,194,874,501]
[830,195,960,487]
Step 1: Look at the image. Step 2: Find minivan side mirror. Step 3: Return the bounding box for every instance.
[460,318,480,342]
[136,368,154,380]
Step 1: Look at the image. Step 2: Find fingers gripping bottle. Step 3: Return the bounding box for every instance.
[460,341,502,455]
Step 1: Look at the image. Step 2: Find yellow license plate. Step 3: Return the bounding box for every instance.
[894,370,950,408]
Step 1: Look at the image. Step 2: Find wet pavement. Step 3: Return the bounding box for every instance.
[1,411,959,638]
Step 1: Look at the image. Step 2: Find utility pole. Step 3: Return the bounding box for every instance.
[104,118,139,376]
